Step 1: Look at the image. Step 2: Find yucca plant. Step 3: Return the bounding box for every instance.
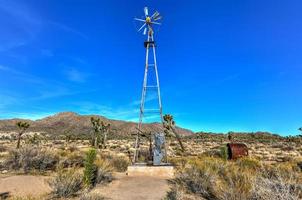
[83,148,97,187]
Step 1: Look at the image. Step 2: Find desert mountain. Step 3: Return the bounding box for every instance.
[0,112,194,137]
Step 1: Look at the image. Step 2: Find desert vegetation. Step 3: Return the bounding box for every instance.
[0,143,126,199]
[1,113,302,199]
[166,156,302,200]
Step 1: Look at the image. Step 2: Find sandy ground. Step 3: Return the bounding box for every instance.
[0,173,170,199]
[95,173,170,200]
[0,175,51,198]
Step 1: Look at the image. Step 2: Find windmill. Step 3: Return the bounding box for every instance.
[133,7,166,164]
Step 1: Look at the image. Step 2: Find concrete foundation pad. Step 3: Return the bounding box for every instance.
[127,164,174,178]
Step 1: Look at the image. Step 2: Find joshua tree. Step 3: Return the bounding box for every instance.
[16,121,30,149]
[163,114,185,152]
[100,121,110,149]
[91,117,101,148]
[90,117,110,149]
[227,132,233,142]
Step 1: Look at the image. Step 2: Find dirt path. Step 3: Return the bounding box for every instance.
[0,174,170,199]
[95,173,170,200]
[0,175,51,197]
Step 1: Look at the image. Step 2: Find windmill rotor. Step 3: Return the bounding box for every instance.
[134,7,162,35]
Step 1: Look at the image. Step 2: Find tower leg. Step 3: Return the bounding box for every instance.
[133,35,151,163]
[150,34,167,163]
[133,32,167,164]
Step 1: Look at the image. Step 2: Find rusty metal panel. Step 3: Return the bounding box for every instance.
[227,143,248,160]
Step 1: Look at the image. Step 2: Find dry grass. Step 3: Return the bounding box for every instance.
[166,156,302,200]
[60,151,85,168]
[48,168,83,198]
[79,192,106,200]
[8,196,40,200]
[94,158,113,184]
[109,155,129,172]
[99,152,130,172]
[4,146,59,174]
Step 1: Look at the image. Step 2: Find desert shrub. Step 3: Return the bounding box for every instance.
[219,145,228,160]
[236,157,261,171]
[79,192,106,200]
[165,185,200,200]
[83,149,98,187]
[0,145,7,152]
[5,147,59,173]
[95,159,113,184]
[49,168,83,198]
[281,146,295,151]
[137,148,150,162]
[60,152,84,168]
[251,176,301,200]
[57,149,68,157]
[67,144,78,152]
[297,161,302,171]
[169,157,189,170]
[165,187,180,200]
[25,133,41,146]
[173,158,219,199]
[52,140,64,145]
[272,144,284,149]
[166,156,302,200]
[262,162,301,182]
[201,148,221,158]
[215,165,254,200]
[110,155,129,172]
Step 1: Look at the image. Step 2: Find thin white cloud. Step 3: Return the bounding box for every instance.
[0,111,55,120]
[0,1,88,53]
[0,94,18,109]
[73,101,139,121]
[0,1,42,52]
[73,101,164,123]
[64,68,90,83]
[0,1,41,27]
[0,65,9,71]
[0,41,28,52]
[0,65,43,84]
[48,21,89,40]
[132,93,159,106]
[0,64,96,102]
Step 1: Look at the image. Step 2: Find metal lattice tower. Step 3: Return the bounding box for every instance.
[133,7,165,163]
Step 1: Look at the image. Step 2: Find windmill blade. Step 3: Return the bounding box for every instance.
[151,21,161,25]
[153,15,162,21]
[144,7,149,16]
[143,27,147,35]
[151,11,160,19]
[134,18,146,23]
[138,23,146,32]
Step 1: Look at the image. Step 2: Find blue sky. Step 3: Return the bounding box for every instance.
[0,0,302,136]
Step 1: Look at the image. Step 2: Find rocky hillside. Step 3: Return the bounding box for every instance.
[0,112,194,137]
